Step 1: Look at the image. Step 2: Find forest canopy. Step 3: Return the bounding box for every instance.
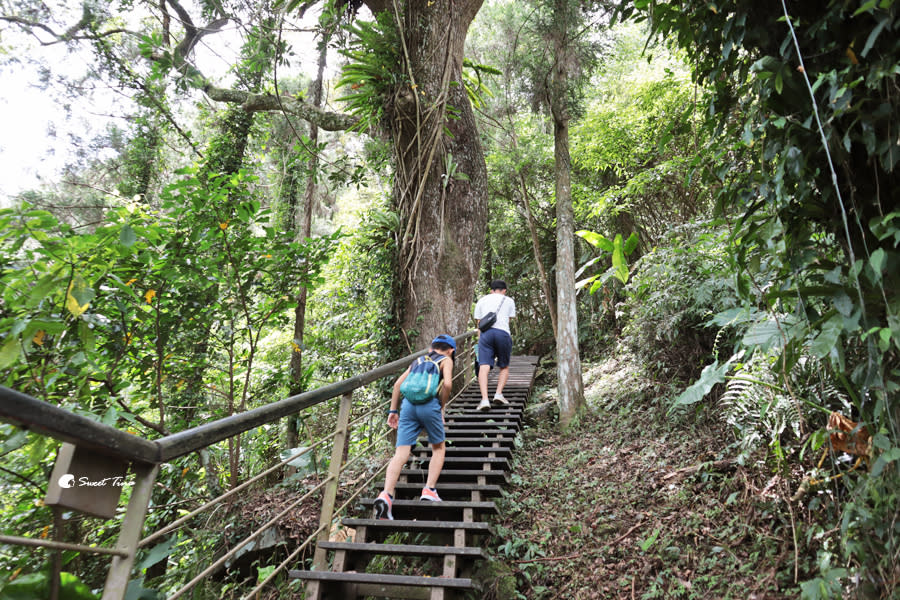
[0,0,898,598]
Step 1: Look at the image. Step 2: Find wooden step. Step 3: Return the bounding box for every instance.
[357,499,498,520]
[450,402,525,411]
[392,482,502,500]
[410,458,511,470]
[400,468,509,484]
[453,394,527,401]
[342,518,491,532]
[444,436,516,447]
[290,570,475,590]
[443,428,517,436]
[316,541,486,559]
[446,407,521,415]
[445,414,520,422]
[341,519,491,546]
[444,421,520,431]
[411,446,512,457]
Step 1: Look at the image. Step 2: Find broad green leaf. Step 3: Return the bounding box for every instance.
[576,230,614,253]
[1,429,28,455]
[673,360,729,406]
[742,319,782,348]
[870,447,900,477]
[810,315,843,359]
[868,248,886,282]
[853,0,879,15]
[119,225,137,247]
[26,274,59,309]
[124,578,163,600]
[0,335,21,369]
[623,232,639,256]
[101,406,118,427]
[612,234,628,283]
[67,278,95,317]
[136,537,178,571]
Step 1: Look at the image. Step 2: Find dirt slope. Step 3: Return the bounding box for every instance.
[492,355,810,599]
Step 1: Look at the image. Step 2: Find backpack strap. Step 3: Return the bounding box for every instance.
[427,352,447,384]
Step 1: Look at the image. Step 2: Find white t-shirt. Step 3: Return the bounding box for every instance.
[473,293,516,334]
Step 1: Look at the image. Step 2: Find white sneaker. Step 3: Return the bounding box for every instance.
[477,398,491,411]
[493,393,509,405]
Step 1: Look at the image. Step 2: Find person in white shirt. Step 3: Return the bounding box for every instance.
[472,280,516,411]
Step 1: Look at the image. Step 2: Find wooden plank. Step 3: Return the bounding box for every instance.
[357,499,497,521]
[412,446,512,456]
[443,428,517,436]
[399,468,508,482]
[409,456,509,465]
[357,499,497,512]
[443,438,515,447]
[392,482,502,500]
[341,519,491,534]
[315,542,485,558]
[289,570,473,589]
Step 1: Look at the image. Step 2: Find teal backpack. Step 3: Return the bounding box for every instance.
[400,353,446,404]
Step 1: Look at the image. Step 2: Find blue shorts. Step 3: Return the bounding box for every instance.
[478,328,512,368]
[396,397,445,447]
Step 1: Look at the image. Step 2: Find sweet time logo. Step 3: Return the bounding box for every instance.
[58,474,129,488]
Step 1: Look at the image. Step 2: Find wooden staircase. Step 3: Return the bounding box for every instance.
[291,355,539,599]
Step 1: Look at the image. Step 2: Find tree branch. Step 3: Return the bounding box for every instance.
[0,15,137,46]
[4,2,360,134]
[202,84,359,131]
[0,464,46,496]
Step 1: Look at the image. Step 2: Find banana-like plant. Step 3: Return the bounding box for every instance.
[575,229,639,291]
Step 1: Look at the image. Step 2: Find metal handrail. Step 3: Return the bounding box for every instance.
[0,330,478,600]
[0,535,129,557]
[138,439,333,548]
[0,386,160,464]
[0,331,478,465]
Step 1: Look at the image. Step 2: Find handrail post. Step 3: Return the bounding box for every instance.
[101,462,159,600]
[312,391,353,571]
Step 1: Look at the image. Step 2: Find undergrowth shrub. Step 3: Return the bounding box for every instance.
[619,221,737,381]
[720,350,849,463]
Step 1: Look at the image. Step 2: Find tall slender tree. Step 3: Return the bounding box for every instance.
[534,0,601,425]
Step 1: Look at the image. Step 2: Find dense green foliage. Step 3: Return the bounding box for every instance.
[0,0,898,597]
[614,1,900,595]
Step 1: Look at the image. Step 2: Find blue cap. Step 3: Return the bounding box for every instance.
[431,334,457,350]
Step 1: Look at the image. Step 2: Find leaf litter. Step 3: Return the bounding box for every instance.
[492,353,818,599]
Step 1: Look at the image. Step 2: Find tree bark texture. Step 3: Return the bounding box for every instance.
[551,0,585,427]
[368,0,488,347]
[554,115,585,427]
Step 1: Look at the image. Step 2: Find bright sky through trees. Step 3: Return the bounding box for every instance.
[0,3,327,204]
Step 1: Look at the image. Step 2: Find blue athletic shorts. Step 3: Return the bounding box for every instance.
[478,328,512,368]
[396,397,445,447]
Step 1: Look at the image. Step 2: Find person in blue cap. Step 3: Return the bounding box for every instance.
[374,334,456,519]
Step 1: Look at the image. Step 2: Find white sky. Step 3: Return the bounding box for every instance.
[0,5,331,205]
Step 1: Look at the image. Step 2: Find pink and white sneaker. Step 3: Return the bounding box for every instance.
[374,491,393,520]
[420,487,441,501]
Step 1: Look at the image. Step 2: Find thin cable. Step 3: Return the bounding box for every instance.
[779,0,879,396]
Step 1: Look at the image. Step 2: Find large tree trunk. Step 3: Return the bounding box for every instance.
[368,0,487,348]
[553,115,585,427]
[551,0,584,428]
